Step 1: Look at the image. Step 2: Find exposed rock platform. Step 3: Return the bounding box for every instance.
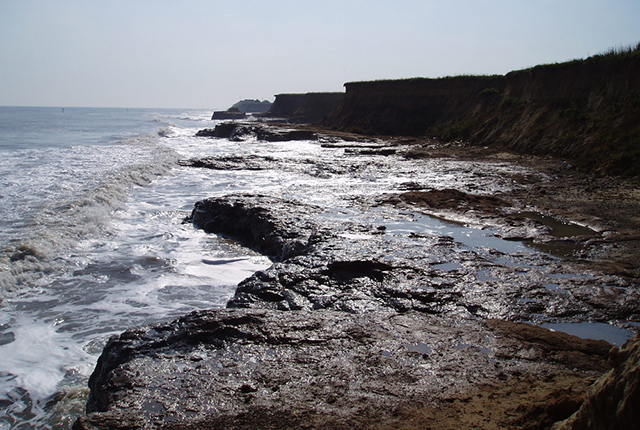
[74,308,612,430]
[75,191,639,429]
[75,121,640,429]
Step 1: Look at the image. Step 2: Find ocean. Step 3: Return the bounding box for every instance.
[0,107,277,429]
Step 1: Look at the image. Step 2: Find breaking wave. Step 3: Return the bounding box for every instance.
[0,131,180,297]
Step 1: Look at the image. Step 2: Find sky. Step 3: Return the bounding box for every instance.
[1,0,640,109]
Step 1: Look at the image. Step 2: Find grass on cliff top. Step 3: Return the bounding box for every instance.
[593,42,640,59]
[346,74,503,86]
[515,42,640,73]
[347,42,640,86]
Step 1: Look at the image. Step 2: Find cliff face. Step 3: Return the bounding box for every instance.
[230,99,272,114]
[266,93,305,118]
[325,52,640,175]
[268,92,344,123]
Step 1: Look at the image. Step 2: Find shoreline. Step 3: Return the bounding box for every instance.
[74,121,639,429]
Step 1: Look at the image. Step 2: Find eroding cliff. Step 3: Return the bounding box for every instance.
[268,92,344,123]
[325,49,640,175]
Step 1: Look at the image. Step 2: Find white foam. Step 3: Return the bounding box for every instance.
[0,318,93,404]
[339,233,374,240]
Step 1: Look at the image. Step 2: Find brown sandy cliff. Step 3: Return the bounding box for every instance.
[325,48,640,176]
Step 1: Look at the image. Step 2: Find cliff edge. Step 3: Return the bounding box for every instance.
[324,47,640,176]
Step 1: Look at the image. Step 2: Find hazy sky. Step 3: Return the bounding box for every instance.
[2,0,639,109]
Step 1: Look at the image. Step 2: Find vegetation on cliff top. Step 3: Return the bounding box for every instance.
[522,42,640,71]
[349,42,640,85]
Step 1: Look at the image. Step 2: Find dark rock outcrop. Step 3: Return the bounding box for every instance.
[229,124,317,142]
[178,155,278,171]
[229,99,272,114]
[324,49,640,175]
[195,122,237,138]
[195,122,317,142]
[187,195,323,261]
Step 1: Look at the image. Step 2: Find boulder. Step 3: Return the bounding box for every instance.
[186,194,323,261]
[211,110,246,120]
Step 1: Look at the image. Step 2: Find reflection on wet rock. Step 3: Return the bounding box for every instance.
[75,309,612,430]
[75,120,640,428]
[184,194,638,326]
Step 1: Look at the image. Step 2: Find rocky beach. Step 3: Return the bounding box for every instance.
[73,49,640,429]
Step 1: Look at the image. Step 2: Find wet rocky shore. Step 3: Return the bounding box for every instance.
[74,122,640,429]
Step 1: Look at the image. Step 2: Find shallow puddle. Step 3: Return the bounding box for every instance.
[516,212,597,238]
[405,342,434,355]
[322,208,536,256]
[541,322,633,346]
[503,211,600,258]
